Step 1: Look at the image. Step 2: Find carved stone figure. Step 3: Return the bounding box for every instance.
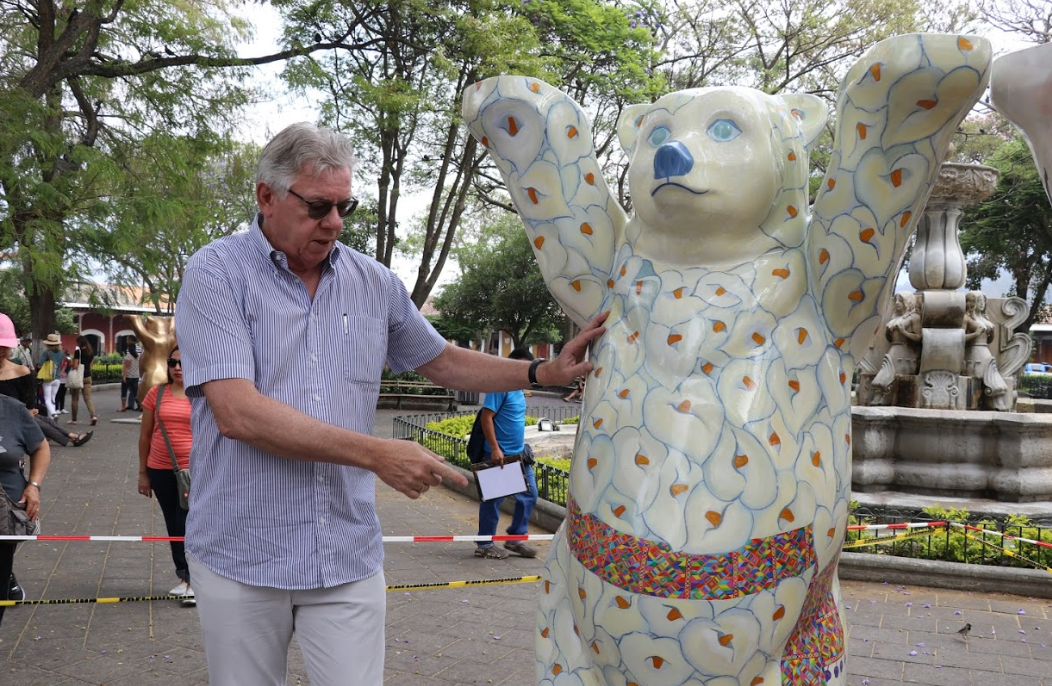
[871,293,921,396]
[124,314,176,403]
[964,292,1010,410]
[464,33,990,686]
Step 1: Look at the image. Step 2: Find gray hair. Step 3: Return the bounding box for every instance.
[256,123,357,193]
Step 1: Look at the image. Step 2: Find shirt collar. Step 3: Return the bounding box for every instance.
[248,212,343,270]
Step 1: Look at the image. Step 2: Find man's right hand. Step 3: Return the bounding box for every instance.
[373,439,469,499]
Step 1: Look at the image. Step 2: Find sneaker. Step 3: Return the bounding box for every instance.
[7,574,25,601]
[168,581,190,597]
[503,541,538,558]
[180,587,196,607]
[473,545,509,560]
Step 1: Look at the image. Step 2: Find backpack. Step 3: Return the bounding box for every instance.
[466,410,487,464]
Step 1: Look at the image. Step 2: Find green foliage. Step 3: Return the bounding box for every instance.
[435,213,564,348]
[0,269,76,334]
[961,135,1052,330]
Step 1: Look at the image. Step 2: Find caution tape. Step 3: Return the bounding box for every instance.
[0,576,545,607]
[956,528,1052,574]
[950,522,1052,551]
[846,521,946,532]
[841,525,946,549]
[0,533,557,544]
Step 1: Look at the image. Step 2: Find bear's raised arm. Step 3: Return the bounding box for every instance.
[809,33,992,360]
[462,77,625,326]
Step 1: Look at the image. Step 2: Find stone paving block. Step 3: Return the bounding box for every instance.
[899,662,973,686]
[849,624,911,644]
[929,646,999,671]
[847,655,904,678]
[872,640,934,664]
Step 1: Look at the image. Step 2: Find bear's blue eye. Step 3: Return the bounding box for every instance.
[707,119,741,142]
[647,126,670,147]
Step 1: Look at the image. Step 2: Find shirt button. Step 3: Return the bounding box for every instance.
[317,475,325,483]
[312,355,318,363]
[319,517,326,525]
[313,394,321,401]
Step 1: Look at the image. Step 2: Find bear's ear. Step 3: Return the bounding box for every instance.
[617,103,651,155]
[780,93,828,150]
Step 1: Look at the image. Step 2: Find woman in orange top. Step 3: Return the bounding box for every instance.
[136,346,195,606]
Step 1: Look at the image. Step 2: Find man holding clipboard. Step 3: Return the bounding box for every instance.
[474,348,538,560]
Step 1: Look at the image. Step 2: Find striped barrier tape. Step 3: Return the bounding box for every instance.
[841,525,947,550]
[949,522,1052,551]
[0,575,545,607]
[955,528,1052,574]
[0,534,557,543]
[0,522,954,544]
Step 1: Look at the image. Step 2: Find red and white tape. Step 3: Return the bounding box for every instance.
[950,522,1052,550]
[846,521,946,532]
[0,533,557,544]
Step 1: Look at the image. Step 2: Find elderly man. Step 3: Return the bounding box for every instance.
[175,122,605,686]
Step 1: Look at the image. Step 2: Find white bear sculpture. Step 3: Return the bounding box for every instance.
[464,33,991,686]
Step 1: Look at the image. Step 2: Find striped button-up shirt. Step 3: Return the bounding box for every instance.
[175,215,446,589]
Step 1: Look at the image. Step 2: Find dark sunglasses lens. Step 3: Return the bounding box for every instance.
[306,198,358,219]
[167,358,181,368]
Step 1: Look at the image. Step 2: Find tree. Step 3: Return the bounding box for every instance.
[978,0,1052,44]
[0,1,344,340]
[434,214,564,349]
[278,0,662,306]
[960,136,1052,332]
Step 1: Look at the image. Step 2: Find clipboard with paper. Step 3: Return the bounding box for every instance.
[471,455,528,502]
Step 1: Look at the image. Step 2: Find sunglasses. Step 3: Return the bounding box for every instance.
[286,188,358,220]
[167,358,182,368]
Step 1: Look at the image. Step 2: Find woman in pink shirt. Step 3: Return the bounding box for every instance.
[136,346,195,606]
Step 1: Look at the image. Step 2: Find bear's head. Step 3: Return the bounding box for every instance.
[618,87,827,267]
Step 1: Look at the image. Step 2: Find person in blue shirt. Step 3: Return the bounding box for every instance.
[475,348,539,559]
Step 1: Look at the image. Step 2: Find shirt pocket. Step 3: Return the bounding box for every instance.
[342,316,387,384]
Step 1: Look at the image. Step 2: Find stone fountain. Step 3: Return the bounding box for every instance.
[852,42,1052,504]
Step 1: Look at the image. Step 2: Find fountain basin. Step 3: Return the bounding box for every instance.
[852,406,1052,502]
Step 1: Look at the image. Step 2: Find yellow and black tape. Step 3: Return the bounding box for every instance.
[842,526,946,550]
[0,576,545,607]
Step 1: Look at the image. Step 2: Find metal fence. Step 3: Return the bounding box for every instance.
[393,407,577,505]
[394,412,1052,570]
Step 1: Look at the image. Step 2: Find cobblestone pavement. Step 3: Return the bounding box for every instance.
[0,392,1049,685]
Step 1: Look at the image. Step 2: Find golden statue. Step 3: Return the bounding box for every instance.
[124,314,176,403]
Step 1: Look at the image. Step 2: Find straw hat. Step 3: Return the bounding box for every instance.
[44,333,61,347]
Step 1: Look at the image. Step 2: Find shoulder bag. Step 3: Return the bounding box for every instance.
[155,385,191,510]
[36,358,53,381]
[67,363,84,390]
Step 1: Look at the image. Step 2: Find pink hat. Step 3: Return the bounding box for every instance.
[0,314,19,347]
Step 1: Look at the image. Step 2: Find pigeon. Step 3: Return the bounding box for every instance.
[957,623,971,637]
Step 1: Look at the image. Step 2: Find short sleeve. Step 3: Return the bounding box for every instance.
[482,392,505,413]
[19,403,45,456]
[141,385,161,413]
[384,270,447,374]
[175,249,257,394]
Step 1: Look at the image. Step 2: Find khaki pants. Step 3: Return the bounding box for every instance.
[70,377,96,422]
[188,555,386,686]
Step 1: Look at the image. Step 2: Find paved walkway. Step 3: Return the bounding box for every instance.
[0,391,1049,685]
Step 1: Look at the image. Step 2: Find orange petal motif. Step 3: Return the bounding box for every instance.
[787,205,798,218]
[797,328,809,344]
[592,641,600,654]
[900,211,912,227]
[772,268,790,279]
[578,587,587,599]
[616,596,631,609]
[751,678,765,686]
[607,279,614,288]
[718,634,733,647]
[848,290,864,302]
[834,338,845,349]
[958,36,973,51]
[508,117,519,135]
[715,286,727,296]
[701,362,714,375]
[593,418,603,429]
[677,400,691,412]
[670,484,688,496]
[667,608,683,621]
[743,376,756,390]
[580,222,593,235]
[552,664,563,675]
[529,82,540,93]
[705,511,722,527]
[788,380,800,392]
[713,321,726,333]
[819,248,830,264]
[769,432,781,447]
[788,150,796,161]
[917,99,938,110]
[567,126,578,138]
[812,451,821,467]
[860,228,875,243]
[587,458,597,470]
[541,627,550,638]
[780,508,795,522]
[618,388,630,399]
[585,173,595,185]
[857,123,868,140]
[673,287,685,299]
[527,187,539,204]
[635,454,650,466]
[613,505,626,518]
[869,63,881,81]
[571,280,582,292]
[890,169,903,187]
[651,656,665,669]
[752,332,766,345]
[667,334,683,345]
[733,454,749,469]
[481,136,489,147]
[627,331,639,343]
[773,605,786,621]
[533,236,545,249]
[827,178,836,190]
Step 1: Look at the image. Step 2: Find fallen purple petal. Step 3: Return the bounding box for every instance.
[909,650,918,656]
[954,610,963,615]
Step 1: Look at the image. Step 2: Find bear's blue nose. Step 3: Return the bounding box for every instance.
[653,141,694,179]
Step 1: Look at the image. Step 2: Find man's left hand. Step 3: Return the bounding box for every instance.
[538,312,608,387]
